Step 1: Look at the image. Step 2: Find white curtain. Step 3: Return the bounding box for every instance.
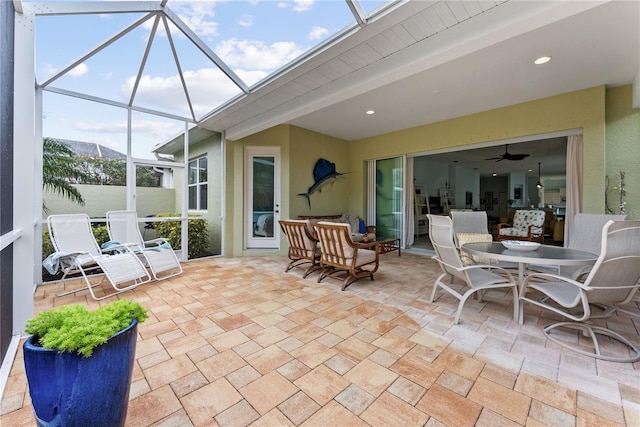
[404,157,415,247]
[564,134,583,247]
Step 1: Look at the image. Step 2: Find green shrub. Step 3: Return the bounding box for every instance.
[153,213,210,259]
[25,300,148,357]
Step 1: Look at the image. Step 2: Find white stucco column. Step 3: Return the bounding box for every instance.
[12,5,37,333]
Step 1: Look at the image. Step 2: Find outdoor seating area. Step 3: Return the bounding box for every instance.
[44,212,182,301]
[2,254,639,426]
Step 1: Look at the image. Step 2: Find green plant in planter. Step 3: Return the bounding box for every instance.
[26,299,148,357]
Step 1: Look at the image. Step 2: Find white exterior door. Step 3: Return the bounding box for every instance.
[245,146,280,249]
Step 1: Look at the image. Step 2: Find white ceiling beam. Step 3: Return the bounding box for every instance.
[24,1,163,16]
[39,13,155,88]
[162,5,249,94]
[346,0,366,27]
[43,86,194,123]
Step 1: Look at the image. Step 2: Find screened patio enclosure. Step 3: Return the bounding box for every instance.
[2,0,409,393]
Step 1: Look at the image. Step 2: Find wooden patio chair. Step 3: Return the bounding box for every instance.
[313,221,379,290]
[278,219,321,278]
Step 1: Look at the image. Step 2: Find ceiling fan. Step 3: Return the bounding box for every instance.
[485,144,530,162]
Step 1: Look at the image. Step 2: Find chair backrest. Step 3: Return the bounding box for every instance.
[427,214,465,280]
[106,210,144,247]
[583,220,640,304]
[48,214,101,256]
[314,221,356,266]
[567,213,627,254]
[512,210,545,230]
[451,211,488,248]
[278,219,317,258]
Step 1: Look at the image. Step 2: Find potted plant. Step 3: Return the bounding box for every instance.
[23,299,148,427]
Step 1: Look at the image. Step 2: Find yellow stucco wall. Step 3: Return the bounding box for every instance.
[345,86,607,216]
[226,125,348,256]
[605,85,640,219]
[224,85,637,256]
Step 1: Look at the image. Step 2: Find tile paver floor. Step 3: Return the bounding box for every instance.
[2,253,639,426]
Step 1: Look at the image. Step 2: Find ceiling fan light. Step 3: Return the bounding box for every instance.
[536,162,543,188]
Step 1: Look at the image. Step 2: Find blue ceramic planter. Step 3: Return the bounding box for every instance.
[23,319,138,427]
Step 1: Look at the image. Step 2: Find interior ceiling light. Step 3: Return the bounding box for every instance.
[534,56,551,65]
[366,110,375,115]
[536,162,543,189]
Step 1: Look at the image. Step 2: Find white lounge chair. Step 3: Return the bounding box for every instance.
[427,214,519,325]
[106,210,182,280]
[46,214,152,300]
[520,220,640,362]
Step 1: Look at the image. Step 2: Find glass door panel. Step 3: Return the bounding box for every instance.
[245,147,280,249]
[375,157,403,240]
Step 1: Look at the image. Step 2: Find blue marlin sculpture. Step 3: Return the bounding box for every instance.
[298,158,348,208]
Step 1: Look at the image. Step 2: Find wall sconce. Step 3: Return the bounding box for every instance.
[536,162,543,189]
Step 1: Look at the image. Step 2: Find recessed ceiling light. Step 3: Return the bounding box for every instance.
[534,56,551,65]
[366,110,375,115]
[492,173,497,177]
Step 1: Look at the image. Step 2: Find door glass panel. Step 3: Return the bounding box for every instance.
[375,157,403,240]
[252,156,275,238]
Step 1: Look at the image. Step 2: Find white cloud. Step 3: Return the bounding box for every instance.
[68,63,88,77]
[238,14,253,27]
[277,0,314,12]
[41,62,89,79]
[73,119,180,141]
[121,68,247,116]
[293,0,314,12]
[161,1,219,37]
[215,38,304,71]
[308,26,328,41]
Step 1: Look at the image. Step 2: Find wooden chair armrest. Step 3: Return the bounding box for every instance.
[354,241,378,251]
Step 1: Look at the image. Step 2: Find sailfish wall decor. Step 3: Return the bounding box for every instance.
[298,158,348,209]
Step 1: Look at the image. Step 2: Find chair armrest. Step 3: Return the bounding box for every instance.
[143,237,169,247]
[366,225,376,233]
[497,223,512,232]
[101,242,139,253]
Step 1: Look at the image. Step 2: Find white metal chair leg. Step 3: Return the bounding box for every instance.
[544,321,640,363]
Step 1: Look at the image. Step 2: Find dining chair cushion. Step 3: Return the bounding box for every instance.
[456,233,495,265]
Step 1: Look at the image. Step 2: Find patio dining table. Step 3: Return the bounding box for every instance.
[461,242,598,307]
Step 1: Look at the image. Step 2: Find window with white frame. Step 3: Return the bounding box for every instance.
[188,156,207,210]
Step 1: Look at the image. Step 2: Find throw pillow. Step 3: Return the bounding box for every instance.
[359,220,367,234]
[456,233,494,265]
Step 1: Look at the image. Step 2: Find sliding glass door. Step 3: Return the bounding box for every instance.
[373,157,403,240]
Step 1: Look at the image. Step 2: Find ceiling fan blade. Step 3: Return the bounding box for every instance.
[508,154,530,160]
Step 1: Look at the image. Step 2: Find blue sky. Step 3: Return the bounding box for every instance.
[32,0,391,159]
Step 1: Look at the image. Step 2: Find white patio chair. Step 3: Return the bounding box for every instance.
[46,214,152,300]
[520,220,640,363]
[451,211,489,249]
[427,214,519,325]
[106,210,182,280]
[562,213,627,278]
